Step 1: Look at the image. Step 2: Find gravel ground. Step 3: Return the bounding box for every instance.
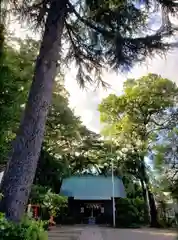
[49,226,177,240]
[101,228,177,240]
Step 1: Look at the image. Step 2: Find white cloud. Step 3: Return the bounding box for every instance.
[65,69,126,133]
[65,48,178,133]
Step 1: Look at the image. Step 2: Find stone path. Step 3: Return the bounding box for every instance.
[48,225,177,240]
[48,226,84,240]
[101,228,177,240]
[79,226,103,240]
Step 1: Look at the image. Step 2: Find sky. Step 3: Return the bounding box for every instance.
[9,13,178,134]
[65,48,178,133]
[65,12,178,134]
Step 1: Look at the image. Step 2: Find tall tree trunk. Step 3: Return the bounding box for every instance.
[146,184,159,227]
[0,0,5,61]
[0,23,4,59]
[140,160,159,227]
[140,179,149,224]
[0,0,66,222]
[57,178,63,194]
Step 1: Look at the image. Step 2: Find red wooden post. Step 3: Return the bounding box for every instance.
[29,205,40,219]
[34,206,38,219]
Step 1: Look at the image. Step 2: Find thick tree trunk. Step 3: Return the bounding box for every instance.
[0,0,66,222]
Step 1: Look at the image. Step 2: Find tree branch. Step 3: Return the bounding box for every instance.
[68,1,111,36]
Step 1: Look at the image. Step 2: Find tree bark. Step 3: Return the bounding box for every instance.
[0,0,66,222]
[140,160,159,227]
[146,185,159,227]
[140,179,149,223]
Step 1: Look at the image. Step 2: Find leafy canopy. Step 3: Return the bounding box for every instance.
[0,38,37,166]
[99,74,178,145]
[98,73,178,192]
[8,0,178,86]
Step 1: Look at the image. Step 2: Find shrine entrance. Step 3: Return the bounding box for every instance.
[78,202,106,224]
[68,198,113,225]
[84,203,104,218]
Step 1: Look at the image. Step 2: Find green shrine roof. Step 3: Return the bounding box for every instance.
[60,175,126,200]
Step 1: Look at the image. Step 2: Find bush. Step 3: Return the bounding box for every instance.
[0,213,48,240]
[158,217,176,228]
[43,190,67,217]
[29,185,48,205]
[115,197,145,228]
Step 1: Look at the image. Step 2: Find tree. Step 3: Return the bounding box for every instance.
[35,79,105,191]
[34,150,68,193]
[115,173,146,227]
[29,184,48,205]
[1,0,178,222]
[98,74,178,227]
[0,35,104,195]
[0,0,6,59]
[0,31,105,218]
[153,127,178,201]
[0,38,37,168]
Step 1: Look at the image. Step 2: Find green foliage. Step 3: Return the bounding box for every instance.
[45,79,81,153]
[153,127,178,203]
[1,34,105,195]
[99,74,178,227]
[9,0,178,85]
[99,74,178,141]
[34,150,69,193]
[29,186,68,220]
[0,35,104,191]
[29,185,48,205]
[115,177,147,227]
[43,190,67,217]
[35,77,104,191]
[0,38,37,166]
[35,86,107,190]
[99,74,178,180]
[2,0,177,222]
[116,197,145,228]
[116,175,148,227]
[156,199,176,228]
[0,214,48,240]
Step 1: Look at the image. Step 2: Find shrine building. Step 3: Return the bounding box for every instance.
[60,175,126,224]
